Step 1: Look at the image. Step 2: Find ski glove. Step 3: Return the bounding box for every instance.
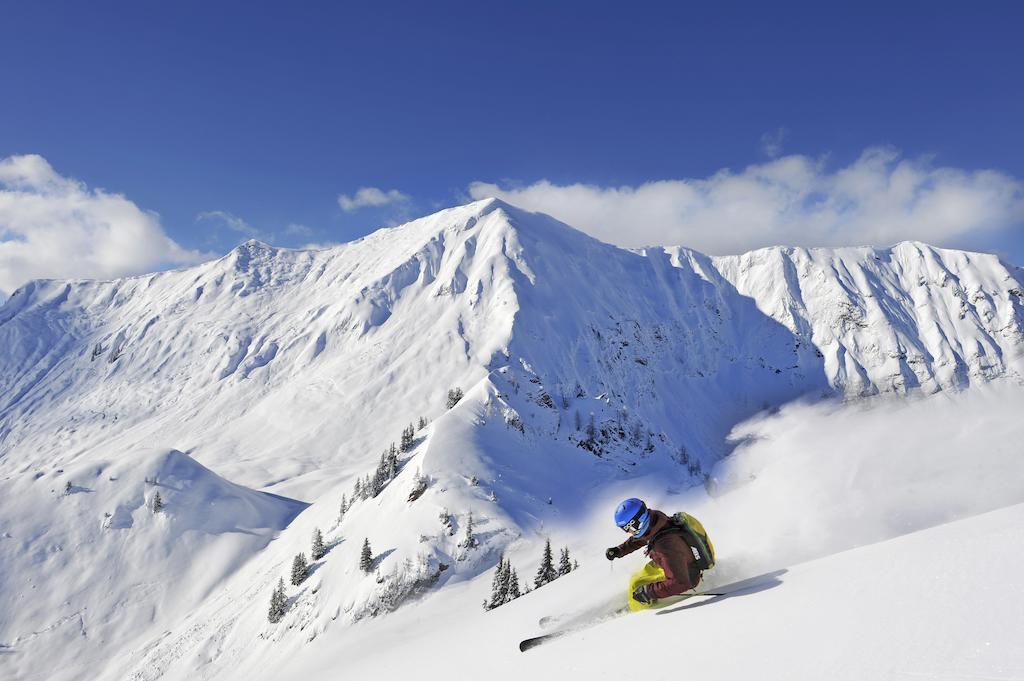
[632,585,654,605]
[605,547,621,561]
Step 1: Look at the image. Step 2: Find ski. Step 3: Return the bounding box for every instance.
[520,606,630,652]
[521,574,784,652]
[536,589,725,629]
[519,631,563,652]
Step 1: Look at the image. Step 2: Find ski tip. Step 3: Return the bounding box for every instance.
[519,635,548,653]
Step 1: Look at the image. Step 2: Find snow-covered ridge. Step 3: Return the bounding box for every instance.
[1,198,1023,680]
[3,198,1021,484]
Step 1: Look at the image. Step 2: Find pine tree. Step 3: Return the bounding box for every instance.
[407,471,428,502]
[534,539,557,588]
[507,568,521,600]
[558,547,572,575]
[291,552,308,586]
[353,478,362,500]
[64,480,72,495]
[439,508,454,535]
[586,413,597,442]
[311,528,326,561]
[359,538,373,573]
[400,424,415,452]
[487,557,509,610]
[152,491,164,513]
[417,416,428,431]
[338,494,348,521]
[268,577,287,623]
[446,387,464,409]
[460,512,478,549]
[385,445,399,480]
[371,451,390,497]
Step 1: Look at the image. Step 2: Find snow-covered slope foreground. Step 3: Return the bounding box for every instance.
[1,198,1023,680]
[282,503,1024,681]
[132,384,1024,681]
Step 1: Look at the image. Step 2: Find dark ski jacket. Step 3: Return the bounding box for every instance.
[615,509,702,599]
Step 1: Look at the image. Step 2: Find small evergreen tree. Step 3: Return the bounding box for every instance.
[507,568,521,600]
[359,538,374,573]
[446,387,464,409]
[586,413,597,442]
[268,577,287,623]
[291,552,308,586]
[311,528,326,561]
[371,452,387,497]
[152,491,164,513]
[338,494,348,521]
[460,512,478,549]
[558,547,572,575]
[439,508,454,535]
[64,480,72,495]
[385,445,399,480]
[408,471,428,502]
[417,416,428,431]
[353,478,362,500]
[400,424,416,452]
[533,539,557,588]
[487,556,509,610]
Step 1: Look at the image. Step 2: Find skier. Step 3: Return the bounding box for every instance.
[605,498,715,609]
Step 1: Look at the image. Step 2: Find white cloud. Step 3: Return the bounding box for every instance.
[337,186,409,212]
[469,147,1024,256]
[284,223,313,238]
[196,210,259,236]
[0,154,210,295]
[760,127,788,158]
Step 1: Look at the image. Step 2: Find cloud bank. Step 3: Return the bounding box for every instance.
[337,186,410,212]
[470,148,1024,257]
[0,155,208,295]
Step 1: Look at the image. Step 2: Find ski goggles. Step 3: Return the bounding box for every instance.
[621,508,649,535]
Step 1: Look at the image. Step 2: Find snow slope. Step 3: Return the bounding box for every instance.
[124,384,1024,681]
[1,198,1023,680]
[279,501,1024,681]
[0,448,305,681]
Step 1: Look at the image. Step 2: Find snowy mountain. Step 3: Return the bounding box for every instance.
[1,198,1023,680]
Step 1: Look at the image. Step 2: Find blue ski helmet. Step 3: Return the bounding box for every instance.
[614,498,651,537]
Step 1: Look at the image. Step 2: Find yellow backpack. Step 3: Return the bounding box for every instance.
[669,511,715,570]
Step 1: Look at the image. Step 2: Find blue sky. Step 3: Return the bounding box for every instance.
[1,1,1023,292]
